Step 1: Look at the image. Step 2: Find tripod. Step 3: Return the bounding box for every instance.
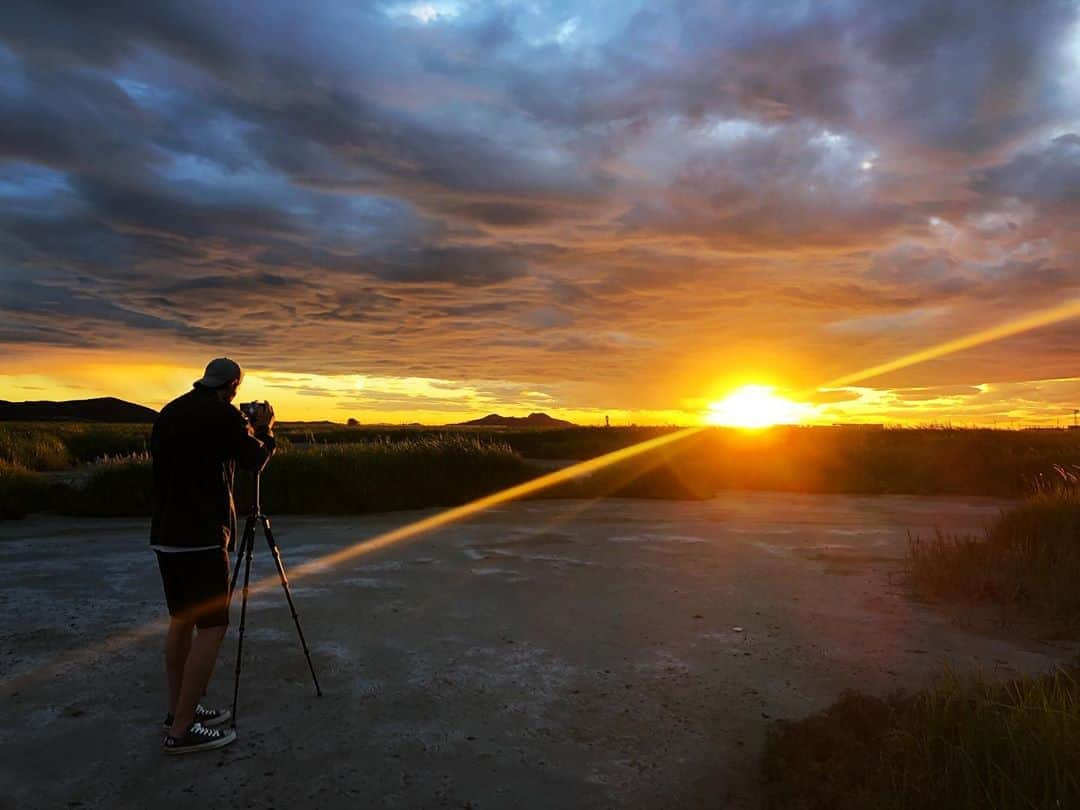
[228,469,322,728]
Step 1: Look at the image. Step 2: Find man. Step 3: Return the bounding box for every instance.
[150,358,275,754]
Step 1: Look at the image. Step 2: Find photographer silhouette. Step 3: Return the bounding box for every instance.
[150,357,275,754]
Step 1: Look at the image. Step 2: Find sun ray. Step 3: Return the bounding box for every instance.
[817,299,1080,391]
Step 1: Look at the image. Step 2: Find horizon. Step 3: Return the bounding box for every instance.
[4,353,1080,429]
[1,2,1078,426]
[6,389,1080,431]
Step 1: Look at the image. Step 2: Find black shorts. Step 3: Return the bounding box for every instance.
[155,548,231,628]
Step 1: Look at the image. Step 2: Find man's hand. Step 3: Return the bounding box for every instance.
[253,401,275,431]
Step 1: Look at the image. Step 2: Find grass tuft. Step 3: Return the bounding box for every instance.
[909,489,1080,633]
[245,435,533,514]
[0,425,71,470]
[64,454,155,517]
[0,460,55,519]
[0,435,532,519]
[3,422,1080,518]
[762,666,1080,810]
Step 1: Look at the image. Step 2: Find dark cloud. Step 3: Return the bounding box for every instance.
[865,245,971,297]
[1,0,238,70]
[0,0,1076,405]
[859,0,1076,152]
[0,269,227,346]
[977,134,1080,206]
[366,246,532,286]
[448,201,560,227]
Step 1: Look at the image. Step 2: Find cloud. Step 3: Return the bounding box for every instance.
[857,0,1077,153]
[0,0,1077,422]
[977,133,1080,207]
[826,306,951,336]
[616,120,901,250]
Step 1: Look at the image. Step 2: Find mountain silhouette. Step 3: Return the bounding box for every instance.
[0,397,158,423]
[453,412,575,428]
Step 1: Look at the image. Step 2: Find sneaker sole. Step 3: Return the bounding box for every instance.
[163,729,237,755]
[162,708,232,731]
[201,709,232,728]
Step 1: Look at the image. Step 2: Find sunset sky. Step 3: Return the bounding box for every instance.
[1,1,1078,425]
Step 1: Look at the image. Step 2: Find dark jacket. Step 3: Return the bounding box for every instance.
[150,385,275,549]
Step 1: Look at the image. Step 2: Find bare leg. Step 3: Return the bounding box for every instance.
[168,624,228,736]
[164,619,194,716]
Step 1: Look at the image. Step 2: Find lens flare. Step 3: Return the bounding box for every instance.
[706,385,814,428]
[818,299,1080,390]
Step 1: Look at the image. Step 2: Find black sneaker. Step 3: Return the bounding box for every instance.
[162,704,232,729]
[163,722,237,755]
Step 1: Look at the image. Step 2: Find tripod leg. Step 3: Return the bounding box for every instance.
[260,516,323,697]
[228,513,257,605]
[230,528,256,727]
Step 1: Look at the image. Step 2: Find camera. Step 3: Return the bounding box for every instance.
[240,400,271,424]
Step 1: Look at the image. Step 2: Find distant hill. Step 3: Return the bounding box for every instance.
[0,397,158,423]
[453,412,575,428]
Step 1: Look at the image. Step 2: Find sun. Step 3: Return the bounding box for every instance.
[705,385,813,428]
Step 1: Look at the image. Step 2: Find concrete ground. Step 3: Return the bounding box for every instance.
[1,493,1076,809]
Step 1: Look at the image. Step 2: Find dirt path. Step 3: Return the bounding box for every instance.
[2,493,1076,809]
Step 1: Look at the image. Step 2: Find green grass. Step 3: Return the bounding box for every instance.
[0,422,149,469]
[0,425,71,470]
[909,488,1080,634]
[0,460,55,519]
[64,453,155,517]
[762,666,1080,810]
[276,423,1080,495]
[0,436,533,519]
[274,423,674,460]
[3,422,1080,519]
[52,422,150,464]
[280,424,1080,498]
[694,427,1080,497]
[241,435,533,514]
[4,421,1080,497]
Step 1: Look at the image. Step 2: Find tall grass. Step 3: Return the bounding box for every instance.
[275,423,674,460]
[280,425,1080,499]
[277,424,1080,495]
[0,436,533,519]
[4,422,1080,497]
[53,423,150,464]
[3,423,1080,518]
[909,489,1080,634]
[0,460,55,519]
[0,423,149,469]
[695,426,1080,496]
[0,425,70,470]
[762,666,1080,810]
[64,453,155,517]
[244,435,532,514]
